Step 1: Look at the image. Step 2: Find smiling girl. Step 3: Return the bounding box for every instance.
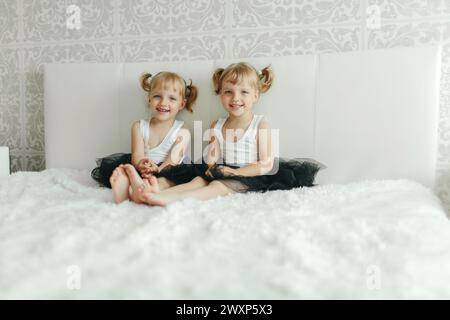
[91,71,198,204]
[121,62,324,206]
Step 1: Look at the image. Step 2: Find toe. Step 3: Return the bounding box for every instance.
[144,179,152,187]
[149,176,157,184]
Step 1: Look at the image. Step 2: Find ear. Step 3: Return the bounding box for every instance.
[180,99,186,110]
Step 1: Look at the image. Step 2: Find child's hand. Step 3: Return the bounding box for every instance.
[205,164,215,178]
[141,167,159,179]
[137,158,151,173]
[218,166,238,177]
[205,165,237,177]
[137,158,159,176]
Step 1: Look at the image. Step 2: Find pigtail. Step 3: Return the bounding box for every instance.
[212,68,225,95]
[259,65,274,93]
[141,73,153,92]
[184,79,198,113]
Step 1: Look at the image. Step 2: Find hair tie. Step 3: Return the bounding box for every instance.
[185,79,192,98]
[257,68,264,79]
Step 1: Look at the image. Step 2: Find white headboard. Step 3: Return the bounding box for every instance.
[44,46,441,187]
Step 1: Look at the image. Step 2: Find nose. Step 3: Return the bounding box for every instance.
[160,95,169,105]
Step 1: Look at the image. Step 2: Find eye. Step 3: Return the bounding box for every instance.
[223,90,232,94]
[242,91,249,94]
[152,94,161,99]
[170,96,177,101]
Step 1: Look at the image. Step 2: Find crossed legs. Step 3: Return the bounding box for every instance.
[110,164,234,206]
[109,164,173,204]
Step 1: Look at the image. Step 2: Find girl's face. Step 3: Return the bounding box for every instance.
[149,81,186,121]
[220,80,258,118]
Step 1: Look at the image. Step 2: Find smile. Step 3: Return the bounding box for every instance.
[229,104,243,110]
[156,106,170,113]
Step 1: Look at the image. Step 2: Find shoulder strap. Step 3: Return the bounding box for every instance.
[140,119,150,145]
[251,115,264,130]
[214,118,227,130]
[213,118,227,138]
[167,120,184,140]
[248,115,264,139]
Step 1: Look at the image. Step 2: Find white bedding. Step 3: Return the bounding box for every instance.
[1,169,450,299]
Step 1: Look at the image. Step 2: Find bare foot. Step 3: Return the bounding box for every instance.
[137,175,160,194]
[122,164,143,187]
[121,164,147,204]
[141,190,168,207]
[110,166,130,204]
[132,177,167,206]
[132,176,159,205]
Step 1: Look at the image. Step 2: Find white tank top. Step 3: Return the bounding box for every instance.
[139,119,185,164]
[213,114,264,167]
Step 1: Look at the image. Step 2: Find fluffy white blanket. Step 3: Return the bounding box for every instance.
[0,169,449,299]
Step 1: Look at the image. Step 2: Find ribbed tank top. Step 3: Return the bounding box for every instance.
[139,119,185,164]
[213,114,264,167]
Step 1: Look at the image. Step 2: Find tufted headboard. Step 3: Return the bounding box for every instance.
[44,46,441,187]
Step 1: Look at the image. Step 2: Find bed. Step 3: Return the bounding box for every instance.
[1,46,449,299]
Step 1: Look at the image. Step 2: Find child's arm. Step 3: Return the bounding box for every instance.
[203,120,221,177]
[225,120,274,177]
[131,121,156,174]
[158,128,191,171]
[206,119,221,166]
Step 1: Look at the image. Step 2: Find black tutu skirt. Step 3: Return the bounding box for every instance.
[91,153,200,188]
[91,153,325,192]
[91,153,132,188]
[147,157,325,193]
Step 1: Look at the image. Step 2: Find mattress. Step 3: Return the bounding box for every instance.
[1,169,449,299]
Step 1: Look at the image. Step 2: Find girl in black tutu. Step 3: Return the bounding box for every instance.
[91,71,198,203]
[121,62,325,206]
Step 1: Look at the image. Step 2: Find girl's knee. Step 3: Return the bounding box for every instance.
[157,177,174,189]
[192,176,208,186]
[209,180,223,187]
[208,180,233,193]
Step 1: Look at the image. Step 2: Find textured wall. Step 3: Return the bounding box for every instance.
[0,0,449,209]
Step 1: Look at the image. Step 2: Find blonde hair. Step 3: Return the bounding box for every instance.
[140,71,198,112]
[212,62,274,95]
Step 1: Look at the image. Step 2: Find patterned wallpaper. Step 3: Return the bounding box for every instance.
[0,0,449,210]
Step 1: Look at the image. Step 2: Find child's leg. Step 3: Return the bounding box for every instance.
[156,176,209,194]
[136,174,209,195]
[157,177,175,190]
[120,164,176,202]
[121,164,152,204]
[139,179,234,207]
[124,163,225,206]
[110,166,130,204]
